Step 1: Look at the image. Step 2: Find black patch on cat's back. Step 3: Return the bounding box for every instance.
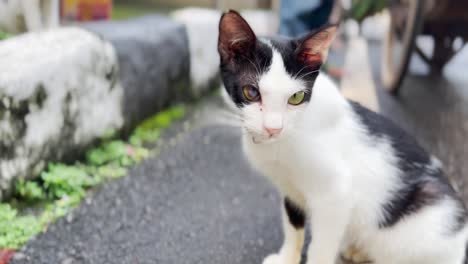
[284,198,305,229]
[349,101,467,231]
[349,101,430,171]
[379,168,467,231]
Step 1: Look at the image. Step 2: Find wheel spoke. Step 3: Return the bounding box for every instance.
[414,44,431,64]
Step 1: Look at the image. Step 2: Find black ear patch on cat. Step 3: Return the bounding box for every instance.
[296,25,337,70]
[218,10,256,63]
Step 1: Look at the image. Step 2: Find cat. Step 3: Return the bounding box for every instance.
[218,10,468,264]
[0,0,59,33]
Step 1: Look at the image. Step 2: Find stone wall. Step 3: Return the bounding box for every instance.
[0,28,123,198]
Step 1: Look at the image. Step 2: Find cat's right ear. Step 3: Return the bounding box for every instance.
[218,10,256,63]
[295,25,338,70]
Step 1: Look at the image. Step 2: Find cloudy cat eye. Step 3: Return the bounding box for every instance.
[288,91,306,105]
[242,85,261,102]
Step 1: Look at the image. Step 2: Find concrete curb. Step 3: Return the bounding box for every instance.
[80,15,194,132]
[0,28,123,198]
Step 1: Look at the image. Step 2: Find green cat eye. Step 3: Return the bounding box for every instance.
[288,91,305,105]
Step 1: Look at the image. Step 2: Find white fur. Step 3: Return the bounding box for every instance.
[239,48,468,264]
[0,0,59,33]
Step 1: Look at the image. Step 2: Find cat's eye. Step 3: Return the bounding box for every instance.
[242,85,260,102]
[288,91,306,105]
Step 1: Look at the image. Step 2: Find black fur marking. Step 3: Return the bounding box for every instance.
[349,101,467,231]
[220,40,273,106]
[269,37,318,102]
[284,198,305,229]
[349,101,430,170]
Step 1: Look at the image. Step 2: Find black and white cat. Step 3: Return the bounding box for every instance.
[218,10,468,264]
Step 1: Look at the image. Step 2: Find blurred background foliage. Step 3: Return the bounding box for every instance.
[349,0,387,22]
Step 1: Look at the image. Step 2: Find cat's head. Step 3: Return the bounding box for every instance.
[218,10,337,144]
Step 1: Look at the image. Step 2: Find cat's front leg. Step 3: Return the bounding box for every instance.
[306,190,351,264]
[263,197,305,264]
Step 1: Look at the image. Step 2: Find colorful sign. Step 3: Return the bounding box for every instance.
[61,0,112,22]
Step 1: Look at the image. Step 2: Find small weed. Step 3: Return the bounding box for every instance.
[41,164,96,200]
[15,181,45,201]
[130,105,184,146]
[0,204,42,249]
[0,31,12,40]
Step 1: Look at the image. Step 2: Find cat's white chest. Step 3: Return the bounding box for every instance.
[242,135,307,206]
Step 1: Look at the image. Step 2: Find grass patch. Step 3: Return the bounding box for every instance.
[0,105,185,249]
[0,31,12,40]
[112,3,161,20]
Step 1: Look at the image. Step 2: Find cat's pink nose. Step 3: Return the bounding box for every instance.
[265,127,282,137]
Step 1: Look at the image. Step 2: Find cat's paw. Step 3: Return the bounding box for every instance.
[262,253,300,264]
[262,254,283,264]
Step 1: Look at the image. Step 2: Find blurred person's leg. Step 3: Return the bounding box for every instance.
[279,0,334,37]
[279,0,343,79]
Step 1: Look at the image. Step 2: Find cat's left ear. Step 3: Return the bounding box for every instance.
[295,25,338,69]
[218,10,257,63]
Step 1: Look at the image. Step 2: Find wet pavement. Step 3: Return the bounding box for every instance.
[10,40,468,264]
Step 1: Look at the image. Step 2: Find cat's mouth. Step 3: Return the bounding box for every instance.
[251,134,280,144]
[252,136,263,144]
[244,128,280,144]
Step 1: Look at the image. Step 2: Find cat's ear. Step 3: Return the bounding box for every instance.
[218,10,256,63]
[295,25,338,69]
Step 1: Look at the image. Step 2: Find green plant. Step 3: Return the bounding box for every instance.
[41,164,97,200]
[0,204,42,249]
[86,140,129,166]
[0,31,12,40]
[349,0,388,23]
[15,180,46,201]
[130,105,185,146]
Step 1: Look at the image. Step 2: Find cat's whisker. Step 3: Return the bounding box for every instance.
[217,119,242,128]
[218,110,244,121]
[297,69,320,80]
[293,65,310,80]
[220,112,264,135]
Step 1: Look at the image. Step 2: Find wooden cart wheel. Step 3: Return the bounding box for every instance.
[381,0,425,95]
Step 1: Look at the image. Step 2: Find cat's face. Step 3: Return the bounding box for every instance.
[218,10,337,143]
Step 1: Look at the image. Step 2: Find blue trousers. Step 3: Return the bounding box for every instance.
[279,0,334,37]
